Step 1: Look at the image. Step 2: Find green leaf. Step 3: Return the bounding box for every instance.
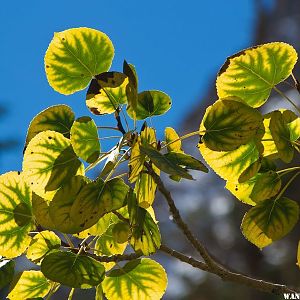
[140,144,193,180]
[41,251,105,288]
[216,42,298,107]
[134,165,160,208]
[269,110,295,163]
[70,116,100,163]
[199,139,263,183]
[86,72,129,115]
[25,105,75,149]
[127,90,172,120]
[123,61,138,120]
[238,158,262,183]
[49,176,89,234]
[96,284,104,300]
[94,223,128,271]
[165,152,208,173]
[26,231,61,264]
[32,193,56,229]
[76,211,120,239]
[200,99,263,151]
[165,127,183,153]
[0,172,34,258]
[45,27,114,95]
[282,109,300,142]
[102,258,167,300]
[241,197,299,249]
[0,258,15,289]
[23,130,83,193]
[226,171,281,206]
[128,191,161,255]
[8,271,51,300]
[70,178,129,231]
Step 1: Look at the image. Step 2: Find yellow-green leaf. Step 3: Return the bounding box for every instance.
[134,165,160,209]
[123,61,138,120]
[94,223,128,271]
[128,191,161,255]
[199,139,263,183]
[45,27,114,95]
[23,131,83,193]
[25,105,75,149]
[127,90,172,120]
[0,172,34,258]
[241,197,299,249]
[269,110,294,163]
[49,176,89,234]
[86,72,129,115]
[226,171,281,206]
[32,193,56,229]
[41,251,105,288]
[140,144,193,180]
[283,110,300,142]
[165,127,183,153]
[70,116,100,163]
[26,231,61,264]
[8,270,51,300]
[102,258,167,300]
[70,178,129,231]
[200,99,263,151]
[216,42,298,107]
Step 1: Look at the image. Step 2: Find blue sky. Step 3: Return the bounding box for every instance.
[0,0,261,173]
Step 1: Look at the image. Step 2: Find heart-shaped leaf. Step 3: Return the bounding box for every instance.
[102,258,167,300]
[0,172,34,258]
[41,251,105,288]
[70,116,100,163]
[241,197,299,249]
[216,42,298,107]
[45,27,114,95]
[200,99,263,151]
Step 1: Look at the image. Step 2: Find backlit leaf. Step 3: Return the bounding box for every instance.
[45,27,114,95]
[70,178,129,231]
[8,271,51,300]
[269,110,296,163]
[140,144,193,180]
[128,191,161,255]
[94,223,128,271]
[200,99,263,151]
[216,42,298,107]
[102,258,167,300]
[23,131,83,193]
[241,197,299,249]
[226,171,281,206]
[297,241,300,268]
[127,90,172,120]
[165,127,183,153]
[41,251,105,288]
[199,139,263,183]
[86,72,130,115]
[25,105,75,149]
[165,152,208,173]
[0,258,14,289]
[0,172,34,258]
[49,176,89,234]
[26,231,61,264]
[70,116,100,163]
[123,61,138,119]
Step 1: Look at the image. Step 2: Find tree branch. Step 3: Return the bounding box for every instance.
[145,162,218,268]
[145,163,300,295]
[160,244,300,295]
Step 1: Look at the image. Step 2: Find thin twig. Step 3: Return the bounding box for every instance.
[160,244,300,295]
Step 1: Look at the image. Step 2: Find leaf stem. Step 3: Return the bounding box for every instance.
[63,234,75,248]
[277,166,300,175]
[275,171,300,200]
[68,288,75,300]
[162,130,199,150]
[97,126,121,131]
